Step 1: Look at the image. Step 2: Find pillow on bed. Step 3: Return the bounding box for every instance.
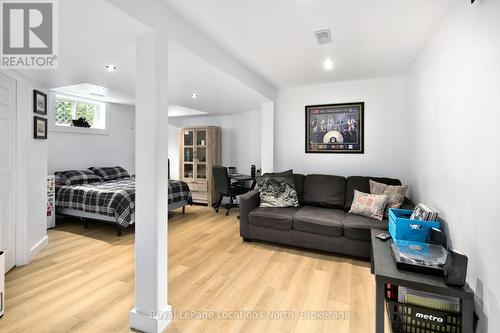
[55,170,103,185]
[54,174,66,186]
[89,166,130,181]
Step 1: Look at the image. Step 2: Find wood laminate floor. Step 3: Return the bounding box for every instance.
[0,205,381,333]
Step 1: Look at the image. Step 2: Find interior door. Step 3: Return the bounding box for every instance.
[0,73,16,272]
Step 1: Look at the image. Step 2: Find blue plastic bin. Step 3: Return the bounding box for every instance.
[388,208,440,242]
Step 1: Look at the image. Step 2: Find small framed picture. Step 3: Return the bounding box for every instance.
[33,90,47,115]
[34,116,48,139]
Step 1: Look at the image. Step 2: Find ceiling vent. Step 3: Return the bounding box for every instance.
[314,29,332,45]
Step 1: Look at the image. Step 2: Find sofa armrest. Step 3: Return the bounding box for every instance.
[239,189,260,238]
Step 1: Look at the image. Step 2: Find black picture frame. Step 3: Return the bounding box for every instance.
[34,116,48,139]
[305,102,364,154]
[33,90,47,115]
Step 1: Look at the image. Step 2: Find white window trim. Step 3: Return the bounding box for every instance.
[48,92,110,135]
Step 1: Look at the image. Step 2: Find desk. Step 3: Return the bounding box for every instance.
[370,229,474,333]
[229,174,253,182]
[229,174,255,190]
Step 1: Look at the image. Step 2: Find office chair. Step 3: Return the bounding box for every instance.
[212,166,249,216]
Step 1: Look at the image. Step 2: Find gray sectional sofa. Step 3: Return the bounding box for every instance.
[239,174,413,259]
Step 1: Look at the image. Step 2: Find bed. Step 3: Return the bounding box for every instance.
[55,172,192,235]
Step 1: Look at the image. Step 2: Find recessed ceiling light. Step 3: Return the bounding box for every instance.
[191,93,198,99]
[323,58,334,71]
[105,64,117,72]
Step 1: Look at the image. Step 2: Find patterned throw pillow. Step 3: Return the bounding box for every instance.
[257,176,299,208]
[55,170,102,185]
[349,190,388,221]
[369,180,408,216]
[89,166,130,181]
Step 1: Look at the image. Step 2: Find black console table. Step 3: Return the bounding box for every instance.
[370,229,474,333]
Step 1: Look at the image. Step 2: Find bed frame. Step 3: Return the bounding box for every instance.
[57,199,190,236]
[57,161,188,236]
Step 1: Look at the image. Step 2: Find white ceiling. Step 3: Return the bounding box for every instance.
[163,0,456,88]
[18,0,268,114]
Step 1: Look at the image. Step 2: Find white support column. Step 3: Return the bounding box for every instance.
[129,33,171,333]
[261,101,274,173]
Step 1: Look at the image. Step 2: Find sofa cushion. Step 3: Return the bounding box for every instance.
[345,176,402,211]
[343,213,388,241]
[302,174,346,209]
[248,207,300,230]
[293,206,344,237]
[293,174,305,205]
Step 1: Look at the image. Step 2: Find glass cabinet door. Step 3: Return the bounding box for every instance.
[184,164,194,180]
[193,129,207,181]
[184,147,194,162]
[183,130,194,146]
[196,147,207,163]
[182,129,195,180]
[196,164,207,180]
[196,129,206,146]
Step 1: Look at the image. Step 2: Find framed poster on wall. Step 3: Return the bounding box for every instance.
[305,102,364,153]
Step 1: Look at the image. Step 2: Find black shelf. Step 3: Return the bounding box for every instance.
[371,229,474,333]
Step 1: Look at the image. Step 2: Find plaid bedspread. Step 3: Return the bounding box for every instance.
[56,178,136,228]
[168,180,192,205]
[56,177,192,227]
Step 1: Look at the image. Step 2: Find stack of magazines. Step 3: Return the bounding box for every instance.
[410,203,439,221]
[398,287,460,313]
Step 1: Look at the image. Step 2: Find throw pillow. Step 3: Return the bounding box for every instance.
[257,172,299,208]
[55,170,102,185]
[349,190,388,221]
[369,180,408,216]
[89,166,130,181]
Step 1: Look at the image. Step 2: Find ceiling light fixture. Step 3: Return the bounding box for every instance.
[191,93,198,99]
[323,58,334,71]
[105,64,117,72]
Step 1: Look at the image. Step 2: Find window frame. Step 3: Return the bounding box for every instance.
[49,93,110,135]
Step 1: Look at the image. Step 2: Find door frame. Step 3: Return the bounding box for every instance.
[1,70,34,267]
[0,71,17,271]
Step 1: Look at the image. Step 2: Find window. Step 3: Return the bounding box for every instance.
[54,95,106,130]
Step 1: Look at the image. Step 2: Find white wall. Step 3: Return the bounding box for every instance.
[168,123,180,180]
[47,103,135,174]
[261,102,274,173]
[275,76,409,181]
[408,2,500,332]
[168,109,262,178]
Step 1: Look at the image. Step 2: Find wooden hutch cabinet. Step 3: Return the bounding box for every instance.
[179,126,220,206]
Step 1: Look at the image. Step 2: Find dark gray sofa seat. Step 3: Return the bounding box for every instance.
[343,213,389,242]
[239,174,414,260]
[249,207,300,230]
[293,206,344,237]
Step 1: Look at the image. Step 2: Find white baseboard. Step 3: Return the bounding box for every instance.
[129,305,172,333]
[28,235,48,262]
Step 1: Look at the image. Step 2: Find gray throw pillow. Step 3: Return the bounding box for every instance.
[257,173,299,208]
